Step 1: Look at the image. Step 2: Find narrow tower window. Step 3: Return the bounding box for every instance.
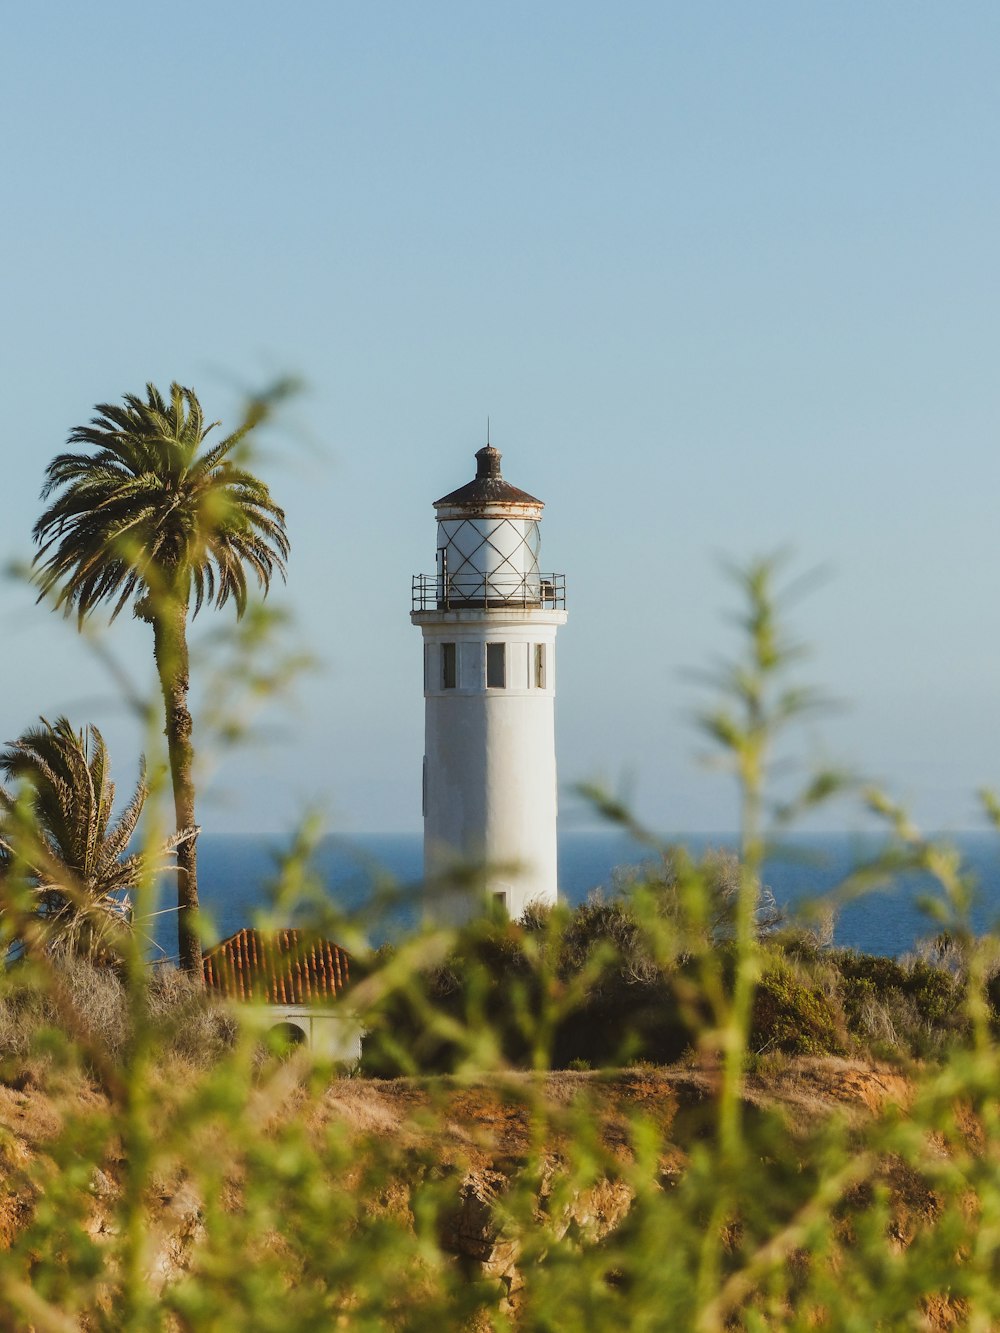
[486,642,506,688]
[534,643,546,689]
[442,642,457,689]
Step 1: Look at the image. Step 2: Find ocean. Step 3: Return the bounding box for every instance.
[148,830,1000,963]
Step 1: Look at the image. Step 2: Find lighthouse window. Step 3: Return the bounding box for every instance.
[534,643,546,689]
[441,642,457,690]
[486,642,506,688]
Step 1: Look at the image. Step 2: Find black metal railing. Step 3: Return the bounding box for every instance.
[411,572,566,612]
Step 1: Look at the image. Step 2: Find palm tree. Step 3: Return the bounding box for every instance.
[32,383,289,975]
[0,717,151,964]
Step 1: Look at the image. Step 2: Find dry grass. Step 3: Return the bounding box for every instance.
[0,959,237,1070]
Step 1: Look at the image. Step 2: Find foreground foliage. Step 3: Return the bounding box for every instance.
[2,556,1000,1329]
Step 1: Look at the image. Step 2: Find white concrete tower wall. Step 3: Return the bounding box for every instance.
[421,613,564,919]
[412,446,567,923]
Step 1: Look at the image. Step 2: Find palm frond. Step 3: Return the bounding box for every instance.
[0,718,161,963]
[33,381,289,623]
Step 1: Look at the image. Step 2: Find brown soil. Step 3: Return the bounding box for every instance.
[0,1056,948,1323]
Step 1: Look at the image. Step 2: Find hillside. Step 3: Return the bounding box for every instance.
[0,1057,960,1327]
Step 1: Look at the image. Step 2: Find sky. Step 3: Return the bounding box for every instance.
[3,2,1000,837]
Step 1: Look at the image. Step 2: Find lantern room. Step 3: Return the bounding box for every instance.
[411,445,564,612]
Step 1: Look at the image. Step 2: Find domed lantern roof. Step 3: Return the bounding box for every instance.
[434,446,543,511]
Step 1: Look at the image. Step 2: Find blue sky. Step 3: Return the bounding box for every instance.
[4,2,1000,835]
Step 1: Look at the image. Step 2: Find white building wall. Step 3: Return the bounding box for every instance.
[415,607,567,923]
[254,1004,363,1063]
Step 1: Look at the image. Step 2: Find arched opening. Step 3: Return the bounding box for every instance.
[269,1021,307,1051]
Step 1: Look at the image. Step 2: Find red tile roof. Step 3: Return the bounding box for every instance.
[202,928,351,1005]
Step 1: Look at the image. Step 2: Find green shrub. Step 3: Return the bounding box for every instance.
[832,949,967,1058]
[750,961,848,1056]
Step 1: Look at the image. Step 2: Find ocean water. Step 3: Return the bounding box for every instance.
[149,830,1000,963]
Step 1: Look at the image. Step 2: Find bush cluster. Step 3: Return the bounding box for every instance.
[361,889,979,1075]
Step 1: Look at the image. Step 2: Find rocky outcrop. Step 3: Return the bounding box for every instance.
[441,1158,634,1313]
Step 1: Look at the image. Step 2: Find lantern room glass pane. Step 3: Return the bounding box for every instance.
[437,516,542,606]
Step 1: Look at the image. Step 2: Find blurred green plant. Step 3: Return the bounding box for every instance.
[4,498,1000,1331]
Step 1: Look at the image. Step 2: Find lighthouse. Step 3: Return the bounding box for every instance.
[411,444,567,922]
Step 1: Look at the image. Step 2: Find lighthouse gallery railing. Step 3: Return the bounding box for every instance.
[411,572,566,612]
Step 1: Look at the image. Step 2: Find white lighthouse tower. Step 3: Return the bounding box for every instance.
[411,444,567,922]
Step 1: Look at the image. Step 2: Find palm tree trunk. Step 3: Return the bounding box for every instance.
[152,600,202,978]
